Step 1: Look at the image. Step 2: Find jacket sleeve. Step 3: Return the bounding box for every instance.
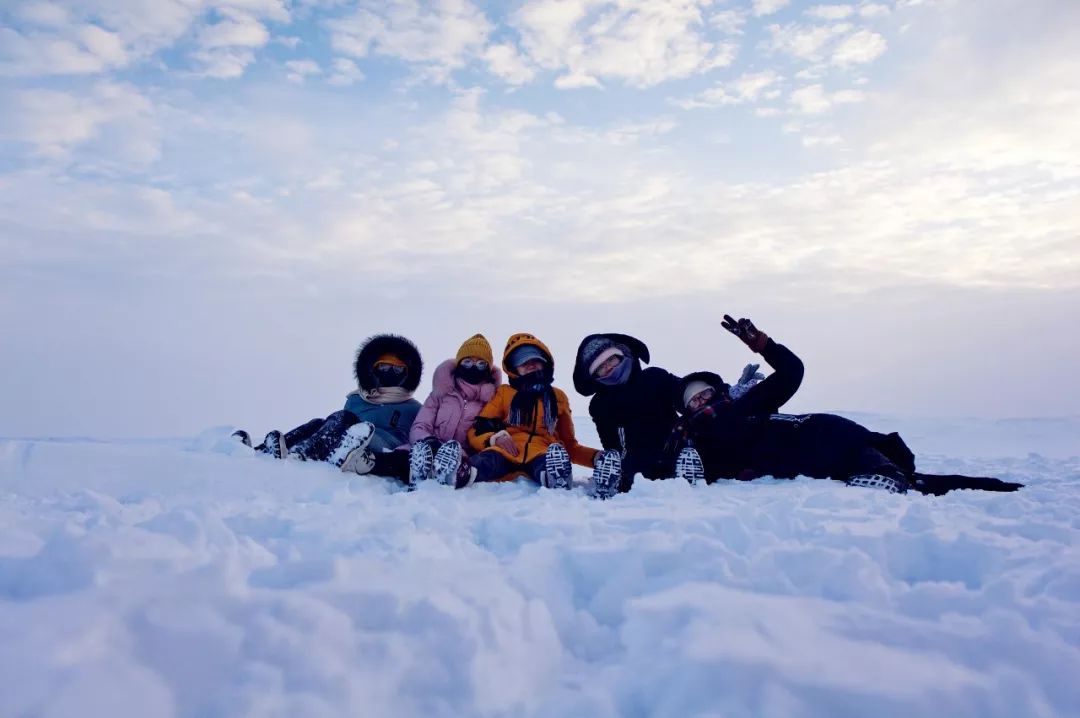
[408,392,441,445]
[467,388,508,453]
[556,398,600,467]
[734,339,804,416]
[589,396,623,451]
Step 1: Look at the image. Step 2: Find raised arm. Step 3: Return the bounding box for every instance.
[721,315,804,415]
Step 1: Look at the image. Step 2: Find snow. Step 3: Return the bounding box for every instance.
[1,419,1079,718]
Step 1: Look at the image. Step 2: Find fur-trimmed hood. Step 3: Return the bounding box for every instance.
[573,333,651,396]
[354,334,423,392]
[430,358,503,403]
[674,370,728,415]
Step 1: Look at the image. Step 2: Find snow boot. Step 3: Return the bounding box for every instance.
[256,430,287,459]
[433,441,476,489]
[340,447,376,475]
[408,441,435,488]
[847,473,909,494]
[232,430,252,447]
[542,443,573,490]
[591,450,622,500]
[328,422,375,468]
[675,446,705,485]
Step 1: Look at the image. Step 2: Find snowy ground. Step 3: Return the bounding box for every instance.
[1,418,1078,718]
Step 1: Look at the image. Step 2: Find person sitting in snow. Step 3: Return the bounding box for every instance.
[426,333,614,489]
[573,333,766,499]
[668,315,1023,495]
[234,334,423,467]
[339,334,503,487]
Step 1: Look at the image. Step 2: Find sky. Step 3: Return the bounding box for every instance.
[1,0,1078,439]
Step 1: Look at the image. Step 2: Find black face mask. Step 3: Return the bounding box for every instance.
[373,365,408,388]
[455,364,491,386]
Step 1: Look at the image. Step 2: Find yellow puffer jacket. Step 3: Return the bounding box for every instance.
[467,333,599,474]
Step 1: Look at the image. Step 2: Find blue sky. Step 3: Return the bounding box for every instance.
[1,0,1078,437]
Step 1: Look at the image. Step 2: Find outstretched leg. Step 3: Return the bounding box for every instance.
[289,410,360,462]
[910,473,1023,496]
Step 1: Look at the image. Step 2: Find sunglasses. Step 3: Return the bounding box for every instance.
[460,358,489,371]
[374,363,407,375]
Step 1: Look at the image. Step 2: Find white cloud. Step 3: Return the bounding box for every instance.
[15,2,70,27]
[326,57,364,86]
[832,29,887,65]
[805,4,855,21]
[484,43,536,86]
[328,0,492,83]
[710,9,749,35]
[197,10,270,49]
[0,0,290,78]
[285,58,321,83]
[675,70,783,109]
[788,84,867,115]
[512,0,738,89]
[0,82,157,162]
[766,21,852,63]
[0,24,129,76]
[859,4,892,20]
[752,0,791,18]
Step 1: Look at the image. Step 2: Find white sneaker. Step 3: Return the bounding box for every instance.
[543,444,572,490]
[675,446,705,485]
[848,474,908,494]
[591,450,622,500]
[329,422,375,468]
[408,441,435,488]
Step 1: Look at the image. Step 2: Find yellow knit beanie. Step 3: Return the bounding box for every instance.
[456,334,493,365]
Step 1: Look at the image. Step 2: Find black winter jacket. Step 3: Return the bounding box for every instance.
[672,339,805,479]
[574,334,681,477]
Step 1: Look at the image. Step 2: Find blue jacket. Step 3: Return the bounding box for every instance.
[343,392,422,452]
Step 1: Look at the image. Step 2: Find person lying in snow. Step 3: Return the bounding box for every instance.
[573,333,766,499]
[424,332,615,489]
[233,334,423,467]
[338,334,503,487]
[667,315,1024,496]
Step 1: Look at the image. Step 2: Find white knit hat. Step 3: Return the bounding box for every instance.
[682,380,712,408]
[588,346,625,375]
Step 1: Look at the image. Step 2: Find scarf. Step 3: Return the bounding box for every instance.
[358,386,414,405]
[508,366,558,434]
[596,356,633,387]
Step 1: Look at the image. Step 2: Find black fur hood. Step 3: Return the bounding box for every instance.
[674,371,728,415]
[573,333,651,397]
[354,334,423,392]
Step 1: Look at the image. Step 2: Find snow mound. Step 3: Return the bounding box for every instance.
[1,424,1079,718]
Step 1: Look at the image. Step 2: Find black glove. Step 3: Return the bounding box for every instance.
[722,314,769,353]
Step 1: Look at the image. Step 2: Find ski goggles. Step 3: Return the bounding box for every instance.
[374,363,408,376]
[459,358,489,371]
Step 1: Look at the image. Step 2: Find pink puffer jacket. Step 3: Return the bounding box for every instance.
[408,359,503,449]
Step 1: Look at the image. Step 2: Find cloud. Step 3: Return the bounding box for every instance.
[831,29,887,65]
[328,0,492,83]
[0,24,129,76]
[0,82,157,162]
[326,58,364,86]
[805,4,855,21]
[285,58,321,83]
[752,0,791,18]
[0,0,290,78]
[511,0,738,89]
[674,70,783,109]
[766,21,853,63]
[484,43,536,86]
